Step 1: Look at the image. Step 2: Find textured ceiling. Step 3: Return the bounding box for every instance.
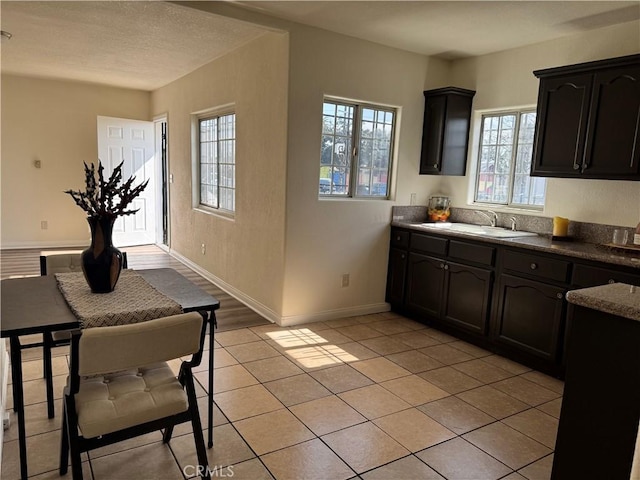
[1,1,638,91]
[0,1,269,90]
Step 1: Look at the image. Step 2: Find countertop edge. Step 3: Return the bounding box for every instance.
[566,283,640,322]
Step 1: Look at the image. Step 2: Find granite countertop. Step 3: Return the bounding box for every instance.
[392,220,640,270]
[566,283,640,321]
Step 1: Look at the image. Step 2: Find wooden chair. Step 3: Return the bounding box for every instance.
[59,312,210,480]
[39,251,128,418]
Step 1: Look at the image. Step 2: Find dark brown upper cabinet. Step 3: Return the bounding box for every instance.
[419,87,476,176]
[531,54,640,180]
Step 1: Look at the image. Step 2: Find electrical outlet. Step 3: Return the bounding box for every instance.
[410,193,417,205]
[201,243,206,255]
[341,273,350,288]
[40,220,48,230]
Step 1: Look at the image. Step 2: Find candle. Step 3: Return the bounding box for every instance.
[553,217,569,237]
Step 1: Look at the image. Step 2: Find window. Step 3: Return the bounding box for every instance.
[475,110,546,208]
[198,113,235,212]
[319,99,396,198]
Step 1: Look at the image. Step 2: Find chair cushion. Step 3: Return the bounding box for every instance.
[74,362,188,439]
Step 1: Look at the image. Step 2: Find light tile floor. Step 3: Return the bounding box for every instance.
[2,312,563,479]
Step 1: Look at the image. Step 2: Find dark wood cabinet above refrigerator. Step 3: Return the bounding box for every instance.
[419,87,476,176]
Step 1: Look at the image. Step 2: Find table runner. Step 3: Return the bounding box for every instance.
[55,270,183,328]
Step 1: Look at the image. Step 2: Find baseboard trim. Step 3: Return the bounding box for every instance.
[278,303,391,327]
[168,249,390,327]
[169,250,281,325]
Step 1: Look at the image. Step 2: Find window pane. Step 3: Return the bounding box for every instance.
[475,111,544,208]
[356,107,393,197]
[319,101,355,196]
[199,112,235,212]
[511,111,544,207]
[331,166,349,195]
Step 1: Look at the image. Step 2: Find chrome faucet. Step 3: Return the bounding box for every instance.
[475,210,498,227]
[509,216,517,231]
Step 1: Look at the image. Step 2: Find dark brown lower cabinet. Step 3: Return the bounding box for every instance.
[387,226,640,376]
[442,262,492,334]
[386,248,408,305]
[406,253,444,318]
[406,253,493,335]
[493,274,566,362]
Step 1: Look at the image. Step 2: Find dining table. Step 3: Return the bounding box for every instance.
[1,268,220,480]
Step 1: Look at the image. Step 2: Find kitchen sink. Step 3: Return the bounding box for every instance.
[417,222,538,238]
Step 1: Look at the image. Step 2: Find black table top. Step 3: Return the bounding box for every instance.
[138,268,220,313]
[1,275,78,337]
[1,268,220,337]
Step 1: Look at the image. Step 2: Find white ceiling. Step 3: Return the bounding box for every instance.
[1,1,638,91]
[238,1,640,59]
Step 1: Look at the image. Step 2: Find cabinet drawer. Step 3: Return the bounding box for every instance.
[502,250,570,283]
[449,240,495,267]
[572,263,640,288]
[410,233,448,256]
[391,229,410,249]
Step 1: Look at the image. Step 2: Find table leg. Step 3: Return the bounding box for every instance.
[43,332,55,419]
[10,336,28,480]
[207,312,216,448]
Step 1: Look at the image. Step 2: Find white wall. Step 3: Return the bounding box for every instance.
[280,25,449,323]
[442,20,640,227]
[0,76,150,248]
[151,32,289,318]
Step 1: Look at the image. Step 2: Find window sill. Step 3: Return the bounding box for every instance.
[193,206,235,221]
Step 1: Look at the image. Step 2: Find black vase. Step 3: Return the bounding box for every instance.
[81,216,124,293]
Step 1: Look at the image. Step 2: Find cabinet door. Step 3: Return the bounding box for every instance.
[531,74,593,177]
[419,95,446,174]
[406,252,444,318]
[493,274,565,361]
[442,262,493,335]
[583,66,640,178]
[386,248,408,305]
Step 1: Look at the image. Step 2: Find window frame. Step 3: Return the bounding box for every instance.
[192,106,236,217]
[473,108,545,210]
[319,97,397,200]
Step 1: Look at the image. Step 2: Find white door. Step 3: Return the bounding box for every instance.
[97,116,156,247]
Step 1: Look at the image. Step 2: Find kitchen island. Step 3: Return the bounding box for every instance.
[552,283,640,479]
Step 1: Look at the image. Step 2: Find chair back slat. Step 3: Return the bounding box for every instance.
[78,312,204,376]
[40,251,128,275]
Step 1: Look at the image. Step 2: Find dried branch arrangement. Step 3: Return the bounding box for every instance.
[65,161,149,218]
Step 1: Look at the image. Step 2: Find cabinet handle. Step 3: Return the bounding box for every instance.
[401,254,406,259]
[396,236,401,241]
[530,263,538,270]
[433,163,439,168]
[608,279,615,284]
[573,164,580,170]
[444,264,449,270]
[440,263,445,269]
[557,292,563,299]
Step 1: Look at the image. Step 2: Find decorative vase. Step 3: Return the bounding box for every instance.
[81,216,124,293]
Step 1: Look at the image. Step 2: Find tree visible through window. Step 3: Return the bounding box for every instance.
[475,110,546,207]
[320,100,395,198]
[199,113,235,212]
